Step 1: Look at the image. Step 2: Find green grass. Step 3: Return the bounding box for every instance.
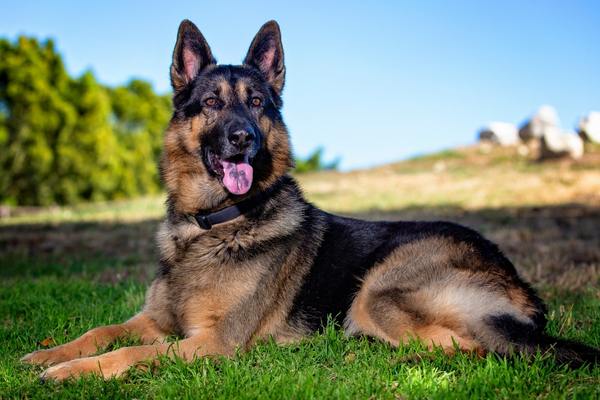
[1,145,600,398]
[1,272,598,399]
[1,244,598,399]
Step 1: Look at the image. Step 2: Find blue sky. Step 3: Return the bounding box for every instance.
[2,1,599,170]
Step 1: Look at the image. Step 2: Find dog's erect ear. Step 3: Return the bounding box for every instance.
[170,20,215,92]
[244,20,285,95]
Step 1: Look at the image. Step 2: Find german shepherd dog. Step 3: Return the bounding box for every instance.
[23,20,599,381]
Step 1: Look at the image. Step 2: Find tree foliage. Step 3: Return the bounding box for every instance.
[0,36,170,205]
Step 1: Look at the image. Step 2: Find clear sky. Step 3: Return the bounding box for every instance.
[2,1,599,170]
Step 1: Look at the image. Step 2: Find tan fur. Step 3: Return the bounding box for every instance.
[235,79,249,103]
[258,120,293,189]
[412,325,480,353]
[250,242,317,345]
[217,79,232,102]
[347,283,479,354]
[181,281,259,336]
[143,279,177,333]
[507,286,539,319]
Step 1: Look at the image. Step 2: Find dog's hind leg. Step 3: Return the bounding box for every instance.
[344,237,552,359]
[21,312,168,366]
[346,286,483,355]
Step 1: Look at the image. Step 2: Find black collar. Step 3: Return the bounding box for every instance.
[189,187,275,230]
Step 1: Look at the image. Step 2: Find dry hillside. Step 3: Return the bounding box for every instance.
[2,144,599,291]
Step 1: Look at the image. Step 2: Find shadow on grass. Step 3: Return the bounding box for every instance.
[0,218,161,281]
[1,202,598,289]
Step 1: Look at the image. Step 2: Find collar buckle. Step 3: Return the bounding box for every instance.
[195,214,212,230]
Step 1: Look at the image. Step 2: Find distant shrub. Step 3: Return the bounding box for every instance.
[294,147,340,173]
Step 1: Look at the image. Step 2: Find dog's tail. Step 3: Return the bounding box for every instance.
[534,334,600,367]
[482,314,599,368]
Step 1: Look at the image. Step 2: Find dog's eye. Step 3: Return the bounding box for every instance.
[251,97,262,107]
[204,98,218,107]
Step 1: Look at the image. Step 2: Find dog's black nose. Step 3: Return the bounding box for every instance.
[228,130,255,149]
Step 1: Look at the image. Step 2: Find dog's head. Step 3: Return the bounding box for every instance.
[161,20,293,213]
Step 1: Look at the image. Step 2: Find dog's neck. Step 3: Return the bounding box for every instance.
[186,184,280,229]
[166,175,297,227]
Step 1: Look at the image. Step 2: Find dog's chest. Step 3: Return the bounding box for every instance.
[175,272,259,337]
[157,222,268,336]
[157,220,259,266]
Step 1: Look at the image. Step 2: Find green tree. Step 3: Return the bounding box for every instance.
[55,72,122,203]
[0,37,76,205]
[0,36,172,206]
[108,80,170,196]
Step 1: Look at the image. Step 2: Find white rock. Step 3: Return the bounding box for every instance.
[566,133,585,159]
[578,111,600,143]
[536,105,560,126]
[478,122,519,146]
[541,127,584,159]
[519,105,560,141]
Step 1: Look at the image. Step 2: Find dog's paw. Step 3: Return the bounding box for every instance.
[21,350,54,366]
[21,348,72,366]
[39,355,131,381]
[39,361,79,382]
[39,358,101,382]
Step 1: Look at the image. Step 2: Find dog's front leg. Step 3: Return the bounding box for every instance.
[21,312,167,366]
[39,330,231,381]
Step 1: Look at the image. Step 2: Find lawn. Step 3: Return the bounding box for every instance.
[1,145,599,399]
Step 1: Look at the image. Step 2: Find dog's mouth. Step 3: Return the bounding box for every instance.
[206,149,254,195]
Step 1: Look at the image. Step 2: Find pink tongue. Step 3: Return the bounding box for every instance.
[221,160,254,195]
